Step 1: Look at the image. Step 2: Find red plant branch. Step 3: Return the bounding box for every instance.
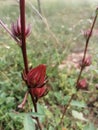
[31,95,43,130]
[20,0,28,74]
[19,0,43,130]
[76,12,97,86]
[58,11,98,127]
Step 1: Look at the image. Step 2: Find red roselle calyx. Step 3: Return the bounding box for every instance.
[27,64,47,88]
[31,87,48,99]
[77,79,88,90]
[22,64,48,99]
[11,17,31,40]
[84,29,92,39]
[80,56,92,68]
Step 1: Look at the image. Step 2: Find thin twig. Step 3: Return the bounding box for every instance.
[0,19,21,46]
[58,94,75,126]
[18,91,29,109]
[30,4,60,46]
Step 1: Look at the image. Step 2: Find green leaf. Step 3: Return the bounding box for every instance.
[9,113,24,120]
[30,112,44,117]
[37,103,45,115]
[54,92,63,102]
[96,8,98,15]
[24,114,35,130]
[36,103,45,122]
[72,110,88,121]
[68,78,75,87]
[9,112,43,120]
[71,100,86,108]
[61,95,70,105]
[49,126,54,130]
[83,123,96,130]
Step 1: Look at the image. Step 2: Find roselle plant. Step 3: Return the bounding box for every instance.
[0,0,48,130]
[0,0,98,129]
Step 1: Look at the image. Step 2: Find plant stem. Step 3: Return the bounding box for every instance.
[58,93,75,126]
[20,1,43,129]
[20,0,29,74]
[76,12,97,86]
[30,95,43,130]
[58,12,97,127]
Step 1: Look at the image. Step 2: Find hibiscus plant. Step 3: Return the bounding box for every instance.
[0,0,98,130]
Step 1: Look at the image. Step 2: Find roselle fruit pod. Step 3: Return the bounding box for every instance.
[27,64,47,88]
[84,30,91,39]
[79,56,91,68]
[77,79,88,90]
[30,86,48,99]
[83,56,91,67]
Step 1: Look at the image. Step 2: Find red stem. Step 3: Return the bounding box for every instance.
[30,94,43,130]
[58,12,98,127]
[20,0,28,74]
[19,1,42,130]
[76,13,97,86]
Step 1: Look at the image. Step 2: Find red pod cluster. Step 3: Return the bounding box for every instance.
[30,87,48,99]
[79,56,92,68]
[84,29,91,39]
[23,64,48,100]
[83,56,92,67]
[77,79,88,90]
[27,64,47,88]
[11,17,31,40]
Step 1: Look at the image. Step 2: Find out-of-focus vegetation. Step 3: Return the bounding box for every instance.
[0,0,98,130]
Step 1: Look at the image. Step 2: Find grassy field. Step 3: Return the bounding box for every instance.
[0,0,98,130]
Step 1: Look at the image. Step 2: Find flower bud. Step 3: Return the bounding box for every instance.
[83,56,91,66]
[77,79,88,90]
[79,56,91,68]
[84,30,91,39]
[11,17,31,40]
[27,64,47,88]
[31,86,48,99]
